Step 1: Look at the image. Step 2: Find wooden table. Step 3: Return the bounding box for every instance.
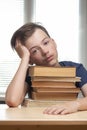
[0,100,87,130]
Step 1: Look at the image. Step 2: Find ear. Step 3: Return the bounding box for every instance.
[51,38,57,47]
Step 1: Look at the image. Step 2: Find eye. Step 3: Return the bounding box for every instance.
[30,46,41,55]
[30,48,38,54]
[43,40,49,45]
[32,49,37,54]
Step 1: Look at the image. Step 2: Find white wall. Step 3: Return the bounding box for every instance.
[35,0,79,63]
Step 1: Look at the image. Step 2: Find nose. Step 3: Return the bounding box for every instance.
[40,46,49,55]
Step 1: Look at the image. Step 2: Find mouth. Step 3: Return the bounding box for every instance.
[45,55,54,62]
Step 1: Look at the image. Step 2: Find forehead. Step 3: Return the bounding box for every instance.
[25,29,49,49]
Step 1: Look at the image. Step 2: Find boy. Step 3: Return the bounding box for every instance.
[5,22,87,115]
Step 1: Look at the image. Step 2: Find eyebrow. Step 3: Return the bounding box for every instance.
[29,37,49,51]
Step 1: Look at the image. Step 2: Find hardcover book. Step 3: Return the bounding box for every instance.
[31,81,77,88]
[29,66,76,77]
[31,91,79,101]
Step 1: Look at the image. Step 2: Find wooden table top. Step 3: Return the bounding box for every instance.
[0,100,87,126]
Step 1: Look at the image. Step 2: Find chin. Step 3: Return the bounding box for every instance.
[47,62,57,67]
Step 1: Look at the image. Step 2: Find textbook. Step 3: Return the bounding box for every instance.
[29,66,76,77]
[31,76,81,82]
[22,99,70,107]
[33,87,80,93]
[28,66,81,101]
[31,91,79,101]
[31,81,76,88]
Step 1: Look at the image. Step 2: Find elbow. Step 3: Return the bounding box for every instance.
[5,96,21,107]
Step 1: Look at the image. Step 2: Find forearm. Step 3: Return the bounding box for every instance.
[5,56,29,107]
[76,97,87,111]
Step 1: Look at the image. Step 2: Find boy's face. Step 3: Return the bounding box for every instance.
[25,29,58,67]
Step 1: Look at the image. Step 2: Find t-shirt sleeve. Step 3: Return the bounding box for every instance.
[25,75,31,86]
[25,75,32,98]
[76,64,87,88]
[60,61,87,88]
[25,67,31,87]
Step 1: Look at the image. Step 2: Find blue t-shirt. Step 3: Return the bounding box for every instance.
[59,61,87,88]
[26,61,87,88]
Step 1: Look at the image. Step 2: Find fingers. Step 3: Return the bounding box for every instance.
[43,103,76,115]
[15,39,22,49]
[43,105,66,115]
[43,107,69,115]
[14,43,22,58]
[14,39,30,60]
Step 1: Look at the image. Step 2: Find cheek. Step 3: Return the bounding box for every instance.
[51,44,57,52]
[51,45,58,57]
[31,54,42,62]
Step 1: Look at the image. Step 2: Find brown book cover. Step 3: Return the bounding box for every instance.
[31,91,79,101]
[31,81,76,88]
[29,66,76,77]
[22,99,68,107]
[33,87,80,93]
[31,76,81,82]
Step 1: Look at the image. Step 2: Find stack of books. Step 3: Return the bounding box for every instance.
[28,66,81,101]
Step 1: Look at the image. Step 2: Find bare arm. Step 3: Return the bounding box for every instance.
[43,83,87,115]
[77,83,87,110]
[5,41,30,107]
